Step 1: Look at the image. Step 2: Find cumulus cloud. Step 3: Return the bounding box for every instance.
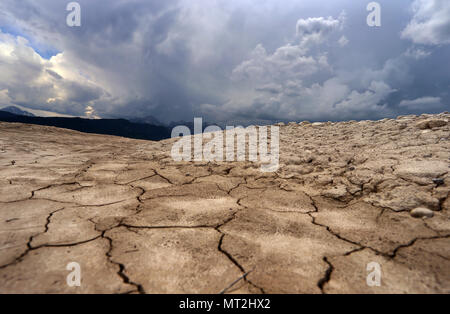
[402,0,450,45]
[296,14,344,46]
[215,13,398,122]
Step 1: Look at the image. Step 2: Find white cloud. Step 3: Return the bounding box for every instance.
[338,35,349,47]
[296,15,344,46]
[0,30,111,116]
[403,47,431,59]
[401,0,450,45]
[230,14,343,90]
[3,104,75,117]
[399,96,442,110]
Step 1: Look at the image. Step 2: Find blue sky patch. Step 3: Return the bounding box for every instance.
[0,25,60,59]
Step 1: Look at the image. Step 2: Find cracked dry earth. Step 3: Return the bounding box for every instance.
[0,113,449,294]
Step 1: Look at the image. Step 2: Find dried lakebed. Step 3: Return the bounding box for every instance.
[0,113,449,293]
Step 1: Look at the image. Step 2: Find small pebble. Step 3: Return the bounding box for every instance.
[410,207,434,219]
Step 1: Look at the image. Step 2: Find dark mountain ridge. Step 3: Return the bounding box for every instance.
[0,110,171,141]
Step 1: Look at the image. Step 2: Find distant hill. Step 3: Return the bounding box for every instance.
[0,110,171,141]
[129,115,163,126]
[1,106,35,117]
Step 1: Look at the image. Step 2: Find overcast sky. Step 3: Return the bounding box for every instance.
[0,0,449,123]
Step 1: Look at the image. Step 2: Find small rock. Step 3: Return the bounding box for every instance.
[322,185,348,200]
[312,122,325,127]
[417,119,447,130]
[316,175,333,185]
[410,207,434,219]
[396,160,448,181]
[398,115,416,120]
[428,119,448,128]
[416,121,429,130]
[398,123,407,130]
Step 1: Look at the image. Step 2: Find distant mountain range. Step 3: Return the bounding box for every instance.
[0,105,282,141]
[1,106,35,117]
[0,107,171,141]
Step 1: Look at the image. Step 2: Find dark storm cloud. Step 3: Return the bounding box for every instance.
[46,69,63,80]
[0,0,448,122]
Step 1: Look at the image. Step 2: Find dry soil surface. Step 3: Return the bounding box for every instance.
[0,113,449,294]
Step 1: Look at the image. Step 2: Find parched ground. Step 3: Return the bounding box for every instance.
[0,113,449,294]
